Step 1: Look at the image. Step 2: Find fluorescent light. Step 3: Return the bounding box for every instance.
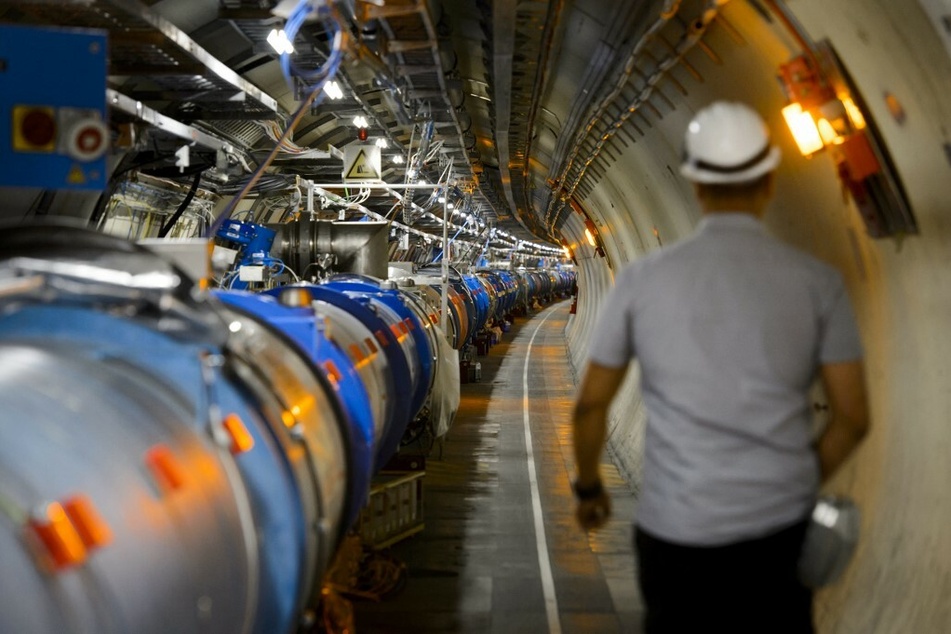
[267,29,295,55]
[352,115,368,128]
[375,138,388,148]
[323,80,343,100]
[392,155,404,164]
[437,195,446,203]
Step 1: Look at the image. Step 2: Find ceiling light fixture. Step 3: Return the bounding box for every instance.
[267,29,295,55]
[323,80,343,100]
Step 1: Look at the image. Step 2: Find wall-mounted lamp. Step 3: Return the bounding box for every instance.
[584,226,597,247]
[781,102,824,156]
[583,218,606,258]
[777,44,916,238]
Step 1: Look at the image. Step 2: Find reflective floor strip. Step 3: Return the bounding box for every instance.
[523,309,561,634]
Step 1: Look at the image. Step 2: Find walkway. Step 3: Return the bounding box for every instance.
[354,300,644,633]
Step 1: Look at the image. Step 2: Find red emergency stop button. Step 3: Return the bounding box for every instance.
[12,106,57,152]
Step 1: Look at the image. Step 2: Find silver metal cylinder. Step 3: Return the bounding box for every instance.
[270,220,389,279]
[0,342,257,634]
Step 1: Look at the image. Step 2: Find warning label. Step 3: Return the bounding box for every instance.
[343,145,382,182]
[67,164,86,184]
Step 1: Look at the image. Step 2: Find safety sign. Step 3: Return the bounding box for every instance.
[343,144,382,182]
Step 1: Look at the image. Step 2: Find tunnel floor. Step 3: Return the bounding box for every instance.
[351,300,644,633]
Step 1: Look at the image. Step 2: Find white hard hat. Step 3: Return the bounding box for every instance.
[680,101,781,184]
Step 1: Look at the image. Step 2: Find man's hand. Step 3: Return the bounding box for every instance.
[572,362,625,531]
[575,490,612,531]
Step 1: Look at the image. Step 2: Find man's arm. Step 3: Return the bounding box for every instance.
[816,360,870,482]
[572,361,628,529]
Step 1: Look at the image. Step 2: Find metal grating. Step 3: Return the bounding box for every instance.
[0,0,279,124]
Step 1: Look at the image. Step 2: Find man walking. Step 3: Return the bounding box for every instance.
[571,101,870,633]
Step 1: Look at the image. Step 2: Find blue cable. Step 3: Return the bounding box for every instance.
[206,4,344,238]
[432,224,467,263]
[280,0,344,93]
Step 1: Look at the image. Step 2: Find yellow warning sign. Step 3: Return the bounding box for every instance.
[343,145,382,182]
[67,164,86,184]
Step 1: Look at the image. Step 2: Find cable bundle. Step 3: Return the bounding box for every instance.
[207,0,347,237]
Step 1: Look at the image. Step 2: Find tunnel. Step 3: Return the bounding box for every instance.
[0,1,949,632]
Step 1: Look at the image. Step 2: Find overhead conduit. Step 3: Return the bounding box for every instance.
[545,0,729,234]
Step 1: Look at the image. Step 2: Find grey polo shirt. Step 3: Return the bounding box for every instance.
[588,213,863,546]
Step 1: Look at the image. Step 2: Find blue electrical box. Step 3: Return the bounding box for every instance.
[0,24,108,190]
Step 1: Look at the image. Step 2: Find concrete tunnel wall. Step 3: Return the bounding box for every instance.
[562,1,951,632]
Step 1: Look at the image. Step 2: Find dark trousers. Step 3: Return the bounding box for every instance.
[634,521,814,634]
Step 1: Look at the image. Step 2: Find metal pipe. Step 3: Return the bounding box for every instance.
[306,180,315,220]
[306,183,443,190]
[440,168,452,339]
[543,0,724,233]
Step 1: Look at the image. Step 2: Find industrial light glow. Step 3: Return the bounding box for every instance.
[375,138,388,148]
[817,118,841,145]
[352,115,369,128]
[782,103,824,156]
[584,227,597,247]
[392,154,404,164]
[323,80,343,100]
[840,97,866,130]
[266,29,295,55]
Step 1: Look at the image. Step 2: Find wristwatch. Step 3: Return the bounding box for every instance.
[572,479,604,501]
